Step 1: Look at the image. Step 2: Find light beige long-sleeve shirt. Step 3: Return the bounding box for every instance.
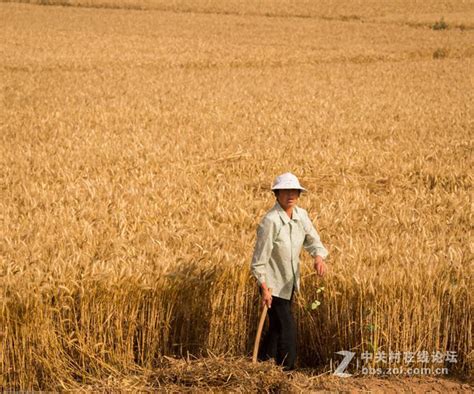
[250,201,329,300]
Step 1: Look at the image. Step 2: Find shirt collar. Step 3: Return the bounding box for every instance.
[274,201,301,224]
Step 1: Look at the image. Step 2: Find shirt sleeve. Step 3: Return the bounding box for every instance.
[302,211,329,260]
[250,216,275,286]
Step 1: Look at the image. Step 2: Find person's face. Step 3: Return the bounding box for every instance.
[276,189,301,210]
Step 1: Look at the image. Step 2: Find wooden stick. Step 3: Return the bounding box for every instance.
[252,288,271,363]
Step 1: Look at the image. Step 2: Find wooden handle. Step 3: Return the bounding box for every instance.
[252,288,271,363]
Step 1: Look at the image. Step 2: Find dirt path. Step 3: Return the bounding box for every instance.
[305,374,473,393]
[82,357,473,392]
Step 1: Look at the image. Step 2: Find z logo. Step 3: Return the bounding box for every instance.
[333,350,356,377]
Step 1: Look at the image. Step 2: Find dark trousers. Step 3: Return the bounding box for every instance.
[258,290,296,370]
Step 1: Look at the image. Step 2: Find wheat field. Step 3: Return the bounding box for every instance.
[0,0,473,390]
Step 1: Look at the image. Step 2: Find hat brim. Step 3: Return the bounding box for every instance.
[271,186,307,192]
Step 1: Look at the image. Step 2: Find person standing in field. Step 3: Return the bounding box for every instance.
[251,172,329,371]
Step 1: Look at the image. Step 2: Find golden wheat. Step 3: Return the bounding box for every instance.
[0,0,473,390]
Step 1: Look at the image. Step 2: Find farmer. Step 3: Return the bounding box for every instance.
[251,172,329,370]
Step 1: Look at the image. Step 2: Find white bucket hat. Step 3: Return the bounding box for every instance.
[271,172,307,192]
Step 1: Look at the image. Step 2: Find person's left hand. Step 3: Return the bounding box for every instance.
[314,255,327,276]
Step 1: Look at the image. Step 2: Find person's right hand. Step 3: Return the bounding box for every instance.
[262,288,272,309]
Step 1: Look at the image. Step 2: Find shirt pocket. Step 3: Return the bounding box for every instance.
[291,221,306,252]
